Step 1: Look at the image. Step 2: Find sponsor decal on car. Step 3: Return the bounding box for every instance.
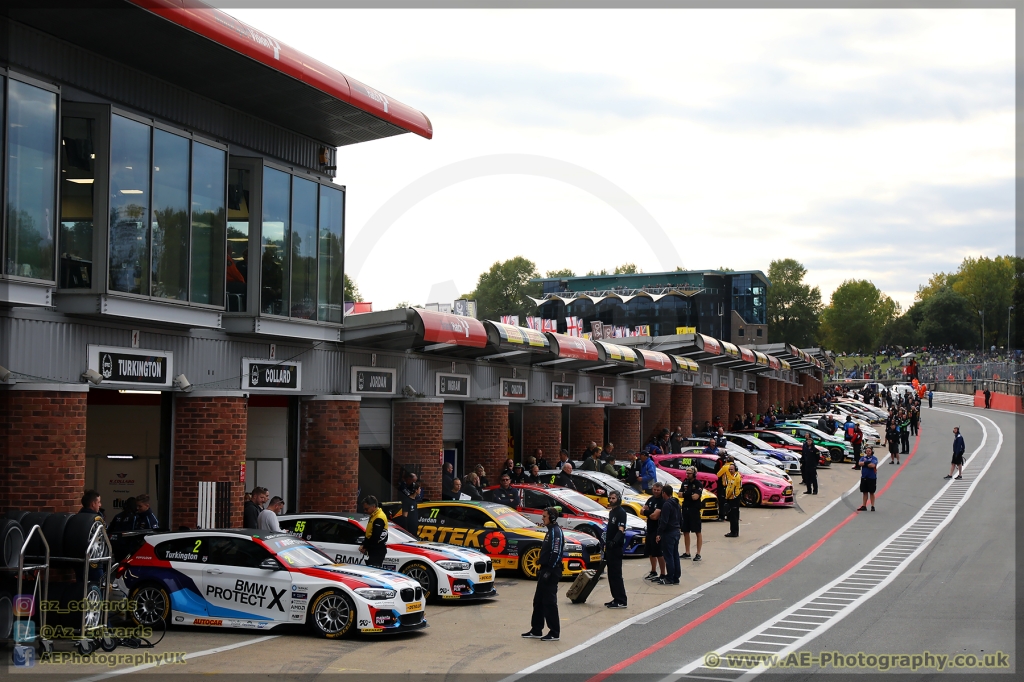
[291,591,307,600]
[205,580,287,611]
[193,618,222,626]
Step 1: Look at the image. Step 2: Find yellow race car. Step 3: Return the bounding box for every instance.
[540,469,719,521]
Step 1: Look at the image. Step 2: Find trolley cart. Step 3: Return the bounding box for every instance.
[3,524,53,660]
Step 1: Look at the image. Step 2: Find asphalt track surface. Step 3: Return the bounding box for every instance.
[509,405,1016,681]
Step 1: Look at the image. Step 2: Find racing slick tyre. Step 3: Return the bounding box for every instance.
[308,588,356,639]
[41,513,75,559]
[399,562,437,601]
[829,447,845,463]
[519,545,542,580]
[0,519,25,568]
[63,513,106,561]
[740,484,761,507]
[128,583,171,628]
[0,590,12,640]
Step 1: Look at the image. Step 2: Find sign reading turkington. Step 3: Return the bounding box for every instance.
[88,345,172,387]
[436,372,470,398]
[242,358,301,391]
[352,367,396,395]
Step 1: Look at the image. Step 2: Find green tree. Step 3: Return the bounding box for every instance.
[545,268,576,278]
[878,311,918,348]
[466,256,542,321]
[585,268,610,276]
[344,274,362,302]
[818,280,899,353]
[766,259,822,346]
[917,287,975,347]
[613,262,641,274]
[915,271,958,302]
[951,255,1015,348]
[716,266,735,272]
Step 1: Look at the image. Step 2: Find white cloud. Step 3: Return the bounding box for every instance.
[226,7,1014,312]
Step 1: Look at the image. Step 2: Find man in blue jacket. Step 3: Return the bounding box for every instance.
[944,426,966,480]
[523,507,564,642]
[639,451,657,494]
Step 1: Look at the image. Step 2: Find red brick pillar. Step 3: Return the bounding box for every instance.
[670,384,693,435]
[768,378,779,411]
[744,391,757,416]
[299,396,360,513]
[393,399,444,501]
[692,386,712,433]
[784,382,794,407]
[756,375,770,415]
[642,383,671,443]
[523,404,562,463]
[801,373,813,399]
[0,386,88,513]
[465,401,509,476]
[569,405,605,460]
[728,390,745,423]
[608,407,641,452]
[172,393,248,530]
[712,389,730,425]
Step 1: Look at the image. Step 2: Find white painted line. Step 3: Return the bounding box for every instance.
[665,408,1001,682]
[501,448,889,682]
[70,635,281,682]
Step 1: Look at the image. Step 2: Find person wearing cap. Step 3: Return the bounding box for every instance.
[639,450,657,494]
[510,462,526,483]
[522,507,564,642]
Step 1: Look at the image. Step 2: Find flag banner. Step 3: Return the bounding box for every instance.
[590,321,604,339]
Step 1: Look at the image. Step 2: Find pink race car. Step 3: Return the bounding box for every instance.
[651,453,795,507]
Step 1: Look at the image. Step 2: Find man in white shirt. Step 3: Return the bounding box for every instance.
[257,496,285,533]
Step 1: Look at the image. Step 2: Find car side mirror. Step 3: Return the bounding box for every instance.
[260,557,283,570]
[483,521,498,529]
[596,488,606,496]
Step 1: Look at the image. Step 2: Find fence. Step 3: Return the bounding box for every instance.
[919,362,1021,385]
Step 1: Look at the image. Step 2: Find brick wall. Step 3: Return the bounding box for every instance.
[712,389,730,424]
[756,376,770,415]
[642,383,672,443]
[522,404,562,464]
[392,400,444,501]
[172,395,247,530]
[465,402,509,476]
[768,378,779,411]
[692,386,712,433]
[802,374,814,400]
[670,384,693,435]
[728,390,745,423]
[608,408,640,452]
[744,391,757,416]
[0,389,88,513]
[299,398,359,513]
[569,406,605,460]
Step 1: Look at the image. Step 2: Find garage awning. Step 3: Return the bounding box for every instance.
[415,309,488,348]
[535,333,604,371]
[672,355,700,372]
[620,348,674,378]
[588,341,641,375]
[487,321,550,349]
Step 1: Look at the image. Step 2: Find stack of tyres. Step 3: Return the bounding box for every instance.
[11,511,105,562]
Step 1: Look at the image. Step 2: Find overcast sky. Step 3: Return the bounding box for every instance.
[228,8,1014,312]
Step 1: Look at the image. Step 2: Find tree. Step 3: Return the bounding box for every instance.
[716,266,735,272]
[585,269,609,276]
[951,255,1015,348]
[545,268,576,279]
[766,259,822,346]
[466,256,542,322]
[917,287,975,347]
[344,274,362,302]
[818,280,898,353]
[613,263,641,274]
[878,312,918,348]
[915,271,958,302]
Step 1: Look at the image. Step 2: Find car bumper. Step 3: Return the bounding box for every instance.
[363,614,429,635]
[443,577,497,600]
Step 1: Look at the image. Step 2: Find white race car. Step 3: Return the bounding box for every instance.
[278,513,497,602]
[115,529,427,638]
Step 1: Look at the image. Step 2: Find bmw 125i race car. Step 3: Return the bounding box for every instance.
[540,468,720,521]
[278,513,496,602]
[412,501,602,579]
[114,529,427,638]
[482,484,648,556]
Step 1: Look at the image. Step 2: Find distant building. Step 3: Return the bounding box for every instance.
[531,269,769,343]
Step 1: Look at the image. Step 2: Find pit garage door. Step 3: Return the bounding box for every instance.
[443,401,464,441]
[359,399,392,447]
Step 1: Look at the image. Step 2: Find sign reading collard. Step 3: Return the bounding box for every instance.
[436,372,470,398]
[242,358,301,391]
[501,378,528,401]
[352,366,396,395]
[88,345,172,388]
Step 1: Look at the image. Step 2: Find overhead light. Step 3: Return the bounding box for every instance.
[173,374,193,392]
[106,454,135,460]
[81,368,104,385]
[120,189,143,194]
[67,178,94,184]
[118,389,161,395]
[90,153,95,159]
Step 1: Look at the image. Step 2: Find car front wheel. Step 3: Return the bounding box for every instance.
[520,546,542,579]
[741,484,761,507]
[308,589,356,639]
[400,562,437,600]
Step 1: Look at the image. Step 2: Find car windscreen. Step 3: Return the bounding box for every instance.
[492,508,538,529]
[386,525,418,544]
[550,489,606,513]
[264,536,333,567]
[766,431,802,445]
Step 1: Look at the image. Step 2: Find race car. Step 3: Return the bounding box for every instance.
[737,429,832,467]
[482,483,648,556]
[720,432,802,472]
[412,500,602,579]
[651,453,795,507]
[776,422,854,463]
[678,446,792,484]
[680,437,795,478]
[539,468,720,521]
[114,529,427,638]
[278,513,496,602]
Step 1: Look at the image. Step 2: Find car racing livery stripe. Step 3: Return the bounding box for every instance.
[290,565,373,589]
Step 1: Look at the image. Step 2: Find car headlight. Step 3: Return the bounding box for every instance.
[437,561,470,571]
[354,588,396,600]
[763,482,782,488]
[566,543,583,552]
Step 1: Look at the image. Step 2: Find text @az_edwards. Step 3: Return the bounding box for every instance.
[703,650,1010,672]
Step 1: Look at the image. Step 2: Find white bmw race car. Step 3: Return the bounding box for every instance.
[115,529,427,638]
[279,513,497,601]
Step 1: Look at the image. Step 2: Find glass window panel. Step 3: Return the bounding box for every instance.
[108,115,151,294]
[260,167,289,316]
[190,143,226,306]
[317,184,344,323]
[226,167,251,312]
[289,176,317,319]
[150,129,189,300]
[59,116,95,289]
[5,79,57,280]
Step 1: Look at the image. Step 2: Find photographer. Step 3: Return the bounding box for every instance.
[398,471,423,535]
[360,495,389,567]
